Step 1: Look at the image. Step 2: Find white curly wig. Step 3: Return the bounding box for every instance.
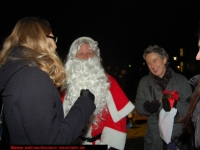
[66,37,101,62]
[63,37,110,125]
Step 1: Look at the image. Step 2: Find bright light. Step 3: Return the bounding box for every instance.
[173,57,177,60]
[129,64,131,67]
[177,66,180,69]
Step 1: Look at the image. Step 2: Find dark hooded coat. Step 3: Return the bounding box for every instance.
[0,47,95,145]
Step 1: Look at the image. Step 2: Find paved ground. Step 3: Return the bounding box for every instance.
[125,109,147,150]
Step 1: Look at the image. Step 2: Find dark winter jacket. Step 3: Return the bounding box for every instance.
[189,74,200,149]
[192,100,200,149]
[0,47,96,145]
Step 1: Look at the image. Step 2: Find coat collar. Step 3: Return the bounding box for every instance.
[147,68,177,87]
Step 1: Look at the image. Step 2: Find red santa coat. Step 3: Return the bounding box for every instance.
[61,75,135,150]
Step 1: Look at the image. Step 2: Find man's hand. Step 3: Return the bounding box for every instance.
[80,89,95,102]
[162,98,171,112]
[143,100,160,113]
[168,142,176,150]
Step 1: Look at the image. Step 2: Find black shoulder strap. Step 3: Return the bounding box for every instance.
[149,86,156,101]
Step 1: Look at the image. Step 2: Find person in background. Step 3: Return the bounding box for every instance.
[118,68,128,94]
[0,17,95,145]
[135,45,191,150]
[61,37,135,150]
[183,26,200,149]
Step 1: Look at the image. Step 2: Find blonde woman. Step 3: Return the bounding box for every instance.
[0,17,95,145]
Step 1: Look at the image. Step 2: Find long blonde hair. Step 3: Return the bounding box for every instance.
[0,17,66,87]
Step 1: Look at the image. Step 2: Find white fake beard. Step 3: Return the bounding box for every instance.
[63,56,110,124]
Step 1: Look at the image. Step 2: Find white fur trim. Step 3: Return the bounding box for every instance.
[101,127,126,150]
[106,91,135,122]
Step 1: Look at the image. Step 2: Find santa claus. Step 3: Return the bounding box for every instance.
[62,37,135,150]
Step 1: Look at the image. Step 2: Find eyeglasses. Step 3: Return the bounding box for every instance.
[46,35,58,43]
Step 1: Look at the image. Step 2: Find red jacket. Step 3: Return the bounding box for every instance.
[61,75,135,149]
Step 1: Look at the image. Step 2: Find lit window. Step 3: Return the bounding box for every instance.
[180,48,183,57]
[180,62,184,72]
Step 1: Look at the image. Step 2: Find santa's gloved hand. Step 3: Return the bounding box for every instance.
[162,98,171,112]
[80,89,95,102]
[143,100,160,113]
[168,142,176,150]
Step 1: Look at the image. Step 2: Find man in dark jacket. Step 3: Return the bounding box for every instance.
[135,45,191,150]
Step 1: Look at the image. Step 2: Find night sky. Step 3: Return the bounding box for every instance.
[1,1,200,68]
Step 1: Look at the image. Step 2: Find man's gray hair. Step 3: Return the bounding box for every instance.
[143,45,169,65]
